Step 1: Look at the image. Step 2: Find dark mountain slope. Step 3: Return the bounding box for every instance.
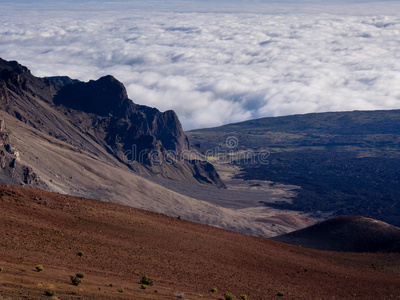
[0,57,222,186]
[187,110,400,226]
[273,216,400,253]
[188,110,400,150]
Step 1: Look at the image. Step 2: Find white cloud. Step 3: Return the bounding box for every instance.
[0,1,400,129]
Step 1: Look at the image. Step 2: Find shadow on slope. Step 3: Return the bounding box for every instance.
[272,216,400,253]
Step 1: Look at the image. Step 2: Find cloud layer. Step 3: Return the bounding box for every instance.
[0,1,400,129]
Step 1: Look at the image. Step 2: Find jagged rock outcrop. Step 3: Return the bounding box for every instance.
[0,57,223,187]
[53,75,189,165]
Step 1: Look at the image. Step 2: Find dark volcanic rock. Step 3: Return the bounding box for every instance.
[0,57,223,187]
[54,75,130,118]
[53,74,193,169]
[187,109,400,225]
[272,216,400,253]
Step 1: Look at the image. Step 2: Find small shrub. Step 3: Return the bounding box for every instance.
[240,295,248,300]
[70,276,81,286]
[77,251,83,257]
[277,291,285,297]
[76,272,84,279]
[71,290,77,295]
[0,267,3,272]
[224,292,235,300]
[44,289,55,296]
[199,294,203,298]
[109,283,114,287]
[140,275,154,286]
[118,287,124,293]
[210,288,217,293]
[35,265,44,272]
[141,284,147,289]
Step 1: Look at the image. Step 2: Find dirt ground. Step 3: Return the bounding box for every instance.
[0,184,399,299]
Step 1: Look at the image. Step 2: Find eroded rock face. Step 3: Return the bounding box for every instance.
[53,75,129,118]
[54,75,189,155]
[0,57,224,187]
[0,116,43,187]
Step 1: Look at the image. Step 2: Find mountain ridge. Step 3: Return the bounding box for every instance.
[0,57,222,186]
[187,109,400,226]
[194,108,400,128]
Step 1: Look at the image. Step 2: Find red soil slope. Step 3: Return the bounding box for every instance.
[0,185,399,299]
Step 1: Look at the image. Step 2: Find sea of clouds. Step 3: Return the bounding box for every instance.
[0,0,400,129]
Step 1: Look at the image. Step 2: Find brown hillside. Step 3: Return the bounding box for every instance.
[0,185,399,299]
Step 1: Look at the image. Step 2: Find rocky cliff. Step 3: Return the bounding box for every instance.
[0,57,223,187]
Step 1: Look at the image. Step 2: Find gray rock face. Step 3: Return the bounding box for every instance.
[0,57,224,187]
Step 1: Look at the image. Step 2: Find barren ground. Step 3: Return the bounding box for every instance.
[0,185,399,299]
